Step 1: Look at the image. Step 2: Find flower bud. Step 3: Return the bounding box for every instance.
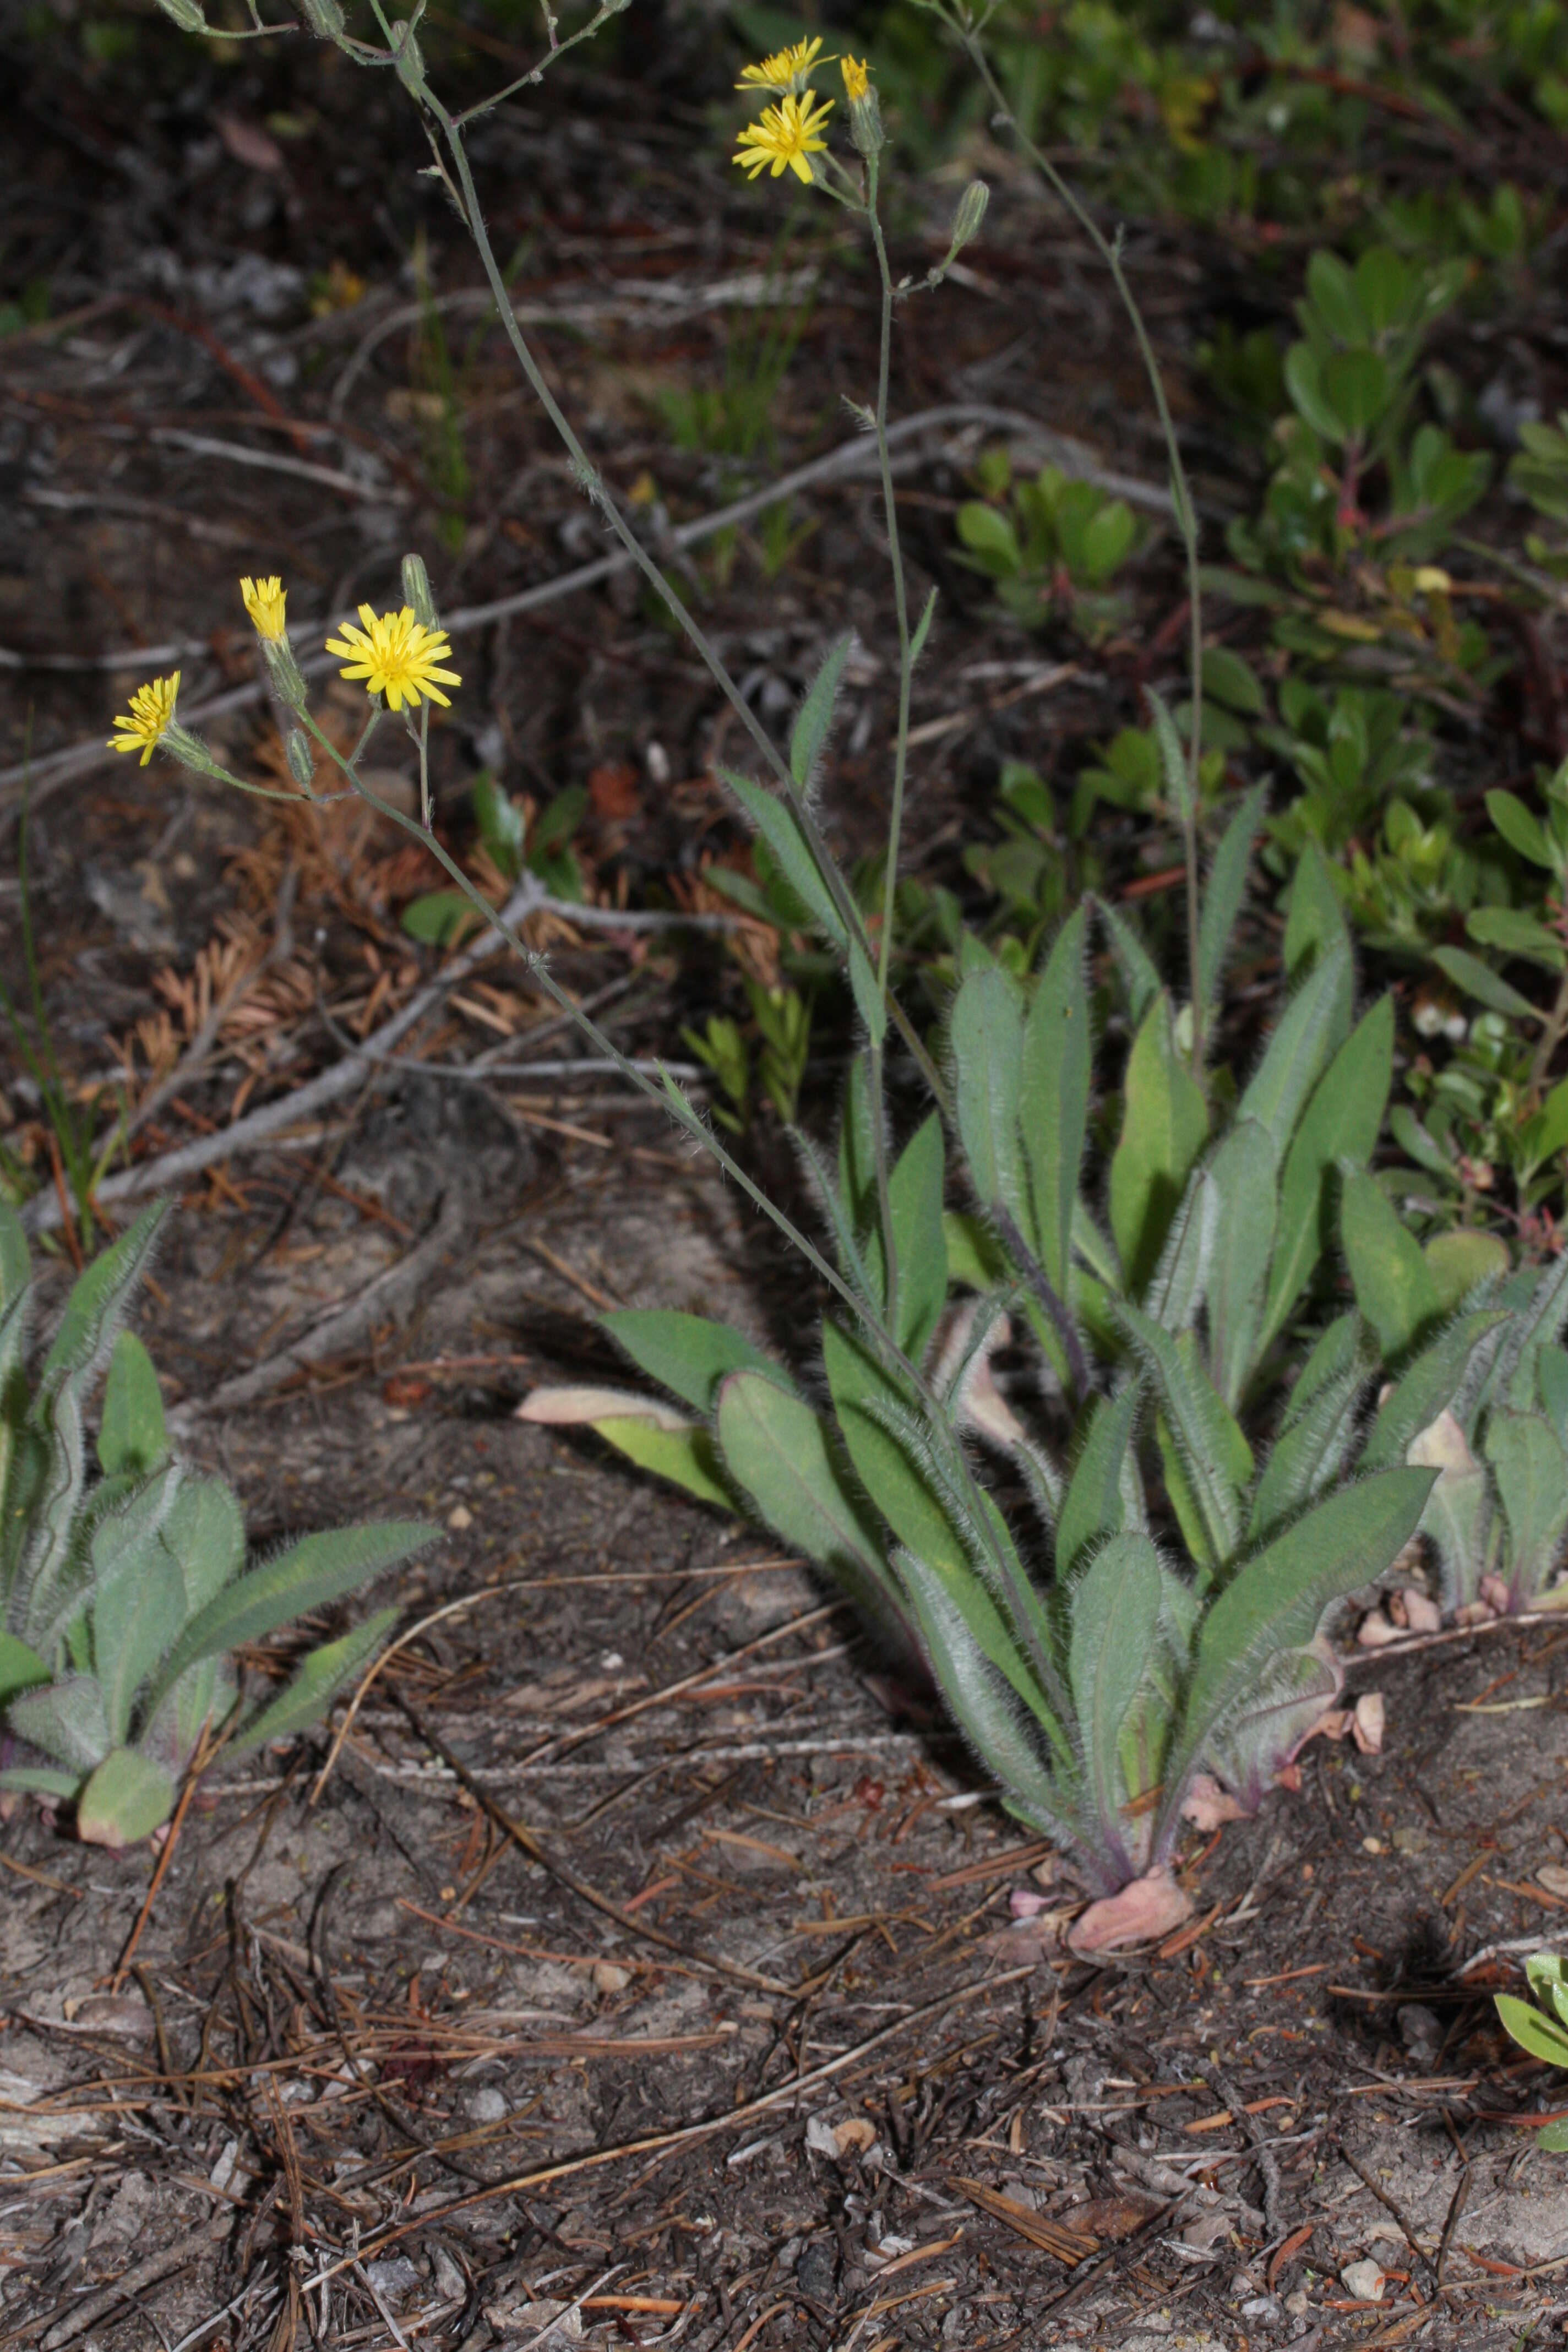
[400,552,439,630]
[162,723,234,784]
[285,728,315,790]
[841,57,884,161]
[297,0,344,35]
[390,18,427,99]
[259,635,307,714]
[155,0,208,28]
[927,181,990,286]
[949,179,990,255]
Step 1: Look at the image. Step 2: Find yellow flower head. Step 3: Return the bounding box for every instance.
[239,575,288,641]
[841,53,869,101]
[324,605,462,713]
[736,35,823,94]
[108,673,181,766]
[734,90,834,183]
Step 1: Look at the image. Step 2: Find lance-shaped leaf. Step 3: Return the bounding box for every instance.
[863,1114,948,1362]
[37,1201,168,1403]
[820,1321,968,1575]
[602,1311,781,1414]
[725,770,885,1044]
[77,1747,178,1849]
[97,1332,166,1478]
[715,1370,893,1610]
[790,633,853,791]
[1056,1382,1140,1577]
[950,966,1026,1236]
[149,1520,438,1703]
[839,1050,882,1235]
[1069,1533,1161,1855]
[1237,936,1348,1158]
[1539,1345,1568,1452]
[1204,1120,1278,1408]
[1019,906,1091,1296]
[1487,1409,1568,1604]
[1158,1467,1435,1845]
[1109,994,1208,1299]
[1488,1250,1568,1415]
[1248,1344,1371,1544]
[890,1545,1076,1811]
[1260,994,1393,1353]
[0,1200,28,1315]
[1283,840,1353,1041]
[1495,1993,1568,2070]
[90,1481,189,1747]
[0,1632,49,1710]
[1341,1167,1439,1359]
[1360,1310,1510,1471]
[1099,898,1162,1030]
[1424,1231,1510,1317]
[1142,1159,1218,1337]
[1197,785,1267,1013]
[596,1419,737,1512]
[1114,1303,1249,1577]
[7,1672,111,1774]
[225,1607,400,1761]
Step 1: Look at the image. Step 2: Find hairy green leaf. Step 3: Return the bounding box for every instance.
[154,1520,438,1696]
[77,1747,178,1849]
[225,1608,400,1761]
[1069,1533,1161,1849]
[1197,785,1267,1012]
[1109,994,1208,1299]
[1360,1311,1509,1472]
[1056,1384,1140,1577]
[1487,1409,1568,1603]
[595,1418,737,1511]
[950,966,1025,1232]
[1341,1167,1439,1359]
[1237,938,1349,1157]
[603,1310,779,1414]
[715,1369,892,1607]
[1261,995,1393,1352]
[1020,906,1091,1297]
[97,1332,166,1478]
[1204,1120,1278,1409]
[791,633,853,791]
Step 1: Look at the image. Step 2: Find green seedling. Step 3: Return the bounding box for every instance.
[1496,1954,1568,2148]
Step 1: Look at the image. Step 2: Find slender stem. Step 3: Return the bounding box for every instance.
[954,15,1207,1066]
[866,177,914,1007]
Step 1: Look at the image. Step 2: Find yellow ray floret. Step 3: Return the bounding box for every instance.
[841,54,869,100]
[239,575,288,641]
[108,673,181,765]
[736,35,823,93]
[733,91,834,183]
[324,605,462,713]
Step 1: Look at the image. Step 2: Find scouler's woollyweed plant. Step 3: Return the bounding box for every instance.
[0,1199,436,1845]
[117,1,1568,1945]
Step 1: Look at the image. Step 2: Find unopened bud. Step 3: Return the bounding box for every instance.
[297,0,344,34]
[949,179,989,254]
[285,728,315,790]
[154,0,208,28]
[848,87,883,161]
[401,552,439,629]
[162,723,233,784]
[390,18,427,98]
[927,181,989,286]
[260,633,308,714]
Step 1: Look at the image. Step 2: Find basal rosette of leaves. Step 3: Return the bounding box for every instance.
[0,1200,436,1847]
[519,646,1482,1950]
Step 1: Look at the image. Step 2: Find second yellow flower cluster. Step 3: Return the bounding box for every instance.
[109,575,462,768]
[732,36,872,184]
